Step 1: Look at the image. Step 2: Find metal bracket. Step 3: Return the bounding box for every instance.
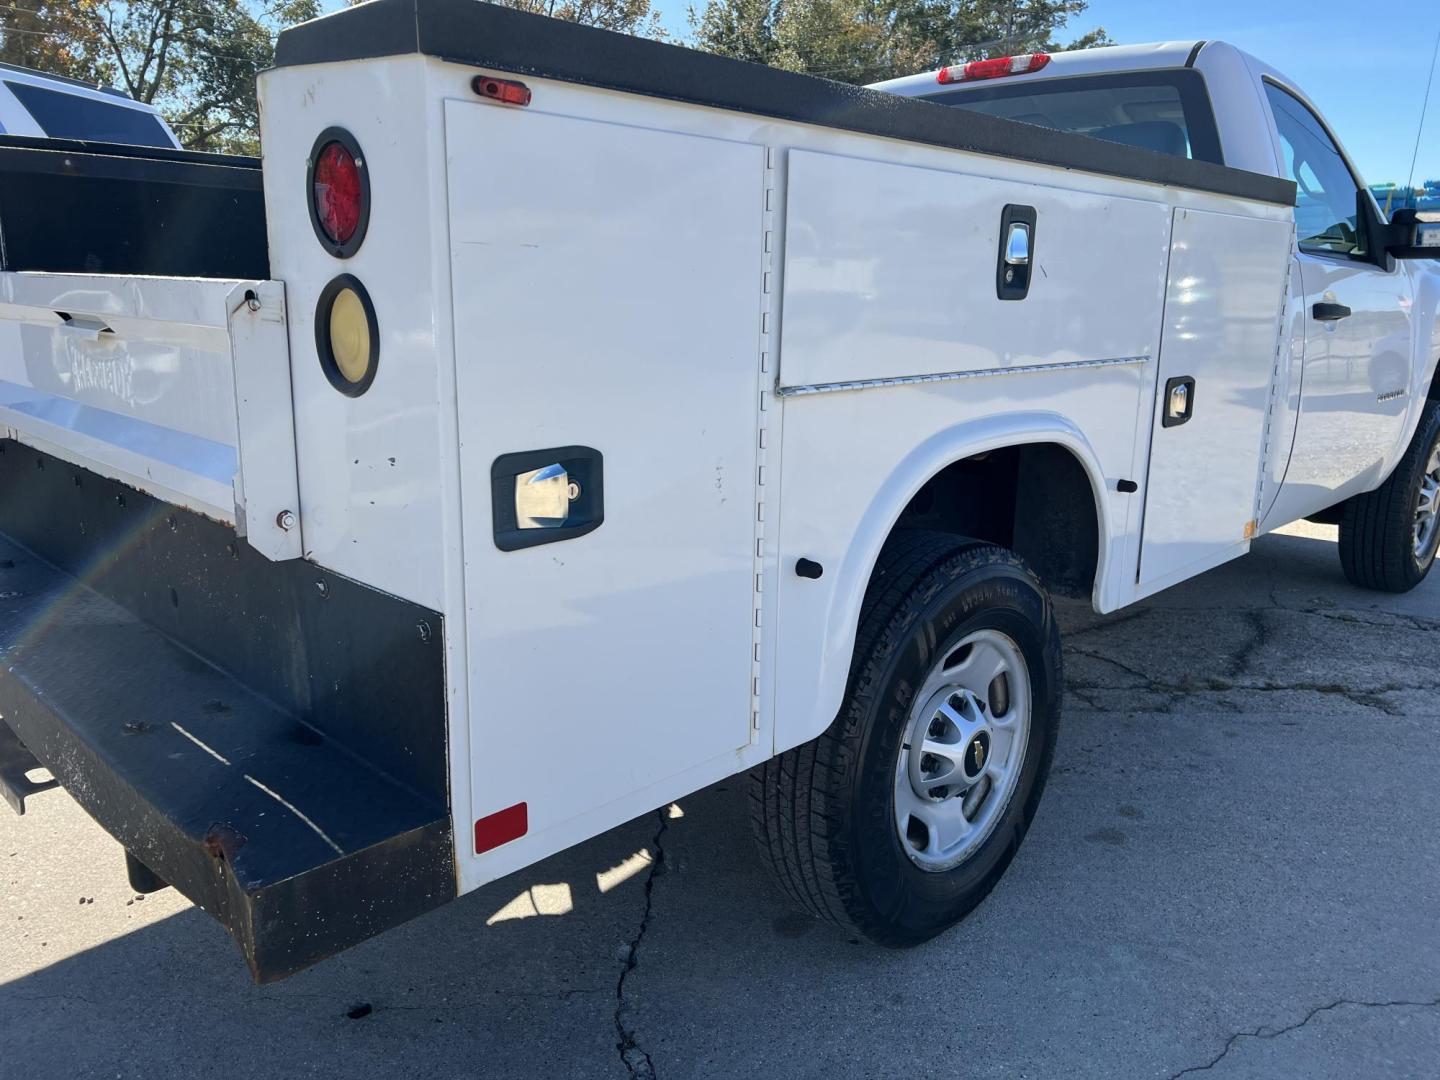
[0,720,57,815]
[227,281,304,561]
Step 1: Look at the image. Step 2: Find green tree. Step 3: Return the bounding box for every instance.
[691,0,1109,85]
[396,0,666,38]
[0,2,100,81]
[689,0,777,64]
[0,1,322,153]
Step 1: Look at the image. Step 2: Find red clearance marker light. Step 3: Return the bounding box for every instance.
[475,802,528,854]
[936,52,1051,85]
[312,141,363,247]
[472,76,532,107]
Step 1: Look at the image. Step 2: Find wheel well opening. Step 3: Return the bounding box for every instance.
[892,443,1100,599]
[1429,362,1440,401]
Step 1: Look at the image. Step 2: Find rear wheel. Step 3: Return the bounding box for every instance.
[751,533,1061,945]
[1339,400,1440,593]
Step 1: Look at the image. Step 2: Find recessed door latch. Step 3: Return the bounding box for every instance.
[1162,376,1196,428]
[492,446,603,551]
[996,204,1037,301]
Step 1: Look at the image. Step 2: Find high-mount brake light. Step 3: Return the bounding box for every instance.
[936,52,1051,85]
[307,128,370,258]
[472,76,532,107]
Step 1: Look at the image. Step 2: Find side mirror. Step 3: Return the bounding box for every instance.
[1383,206,1440,259]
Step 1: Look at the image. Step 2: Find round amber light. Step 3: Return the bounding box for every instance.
[328,287,371,384]
[315,274,378,396]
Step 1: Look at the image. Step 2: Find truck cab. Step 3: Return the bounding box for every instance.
[0,62,179,148]
[874,40,1440,543]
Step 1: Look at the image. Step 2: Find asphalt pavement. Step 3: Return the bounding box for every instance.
[3,521,1438,1079]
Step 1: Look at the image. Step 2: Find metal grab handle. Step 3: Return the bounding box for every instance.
[1312,301,1352,322]
[514,463,575,529]
[1003,223,1031,266]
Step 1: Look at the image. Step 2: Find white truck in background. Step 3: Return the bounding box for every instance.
[0,1,1436,982]
[0,61,179,147]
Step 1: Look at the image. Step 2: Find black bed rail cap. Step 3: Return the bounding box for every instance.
[273,0,1296,207]
[0,132,260,170]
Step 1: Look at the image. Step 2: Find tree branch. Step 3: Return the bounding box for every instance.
[90,4,138,99]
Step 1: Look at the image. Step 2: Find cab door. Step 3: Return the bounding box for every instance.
[1260,80,1412,514]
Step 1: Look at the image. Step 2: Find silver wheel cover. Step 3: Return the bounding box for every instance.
[893,629,1032,873]
[1415,440,1440,566]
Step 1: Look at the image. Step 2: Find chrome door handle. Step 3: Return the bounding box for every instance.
[55,314,114,341]
[1003,222,1030,266]
[1162,376,1196,428]
[1312,302,1352,322]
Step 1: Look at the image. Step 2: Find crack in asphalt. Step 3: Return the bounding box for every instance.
[1168,996,1440,1078]
[1063,604,1440,716]
[1066,673,1430,716]
[1066,601,1440,636]
[1304,607,1440,635]
[613,809,668,1080]
[1227,610,1269,679]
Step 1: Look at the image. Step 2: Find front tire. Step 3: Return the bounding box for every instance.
[1339,399,1440,593]
[750,533,1061,946]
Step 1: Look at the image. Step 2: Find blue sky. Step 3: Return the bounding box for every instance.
[647,0,1440,186]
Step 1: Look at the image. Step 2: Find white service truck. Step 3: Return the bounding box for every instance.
[0,1,1436,982]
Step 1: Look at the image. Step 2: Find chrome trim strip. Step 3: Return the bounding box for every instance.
[776,355,1151,398]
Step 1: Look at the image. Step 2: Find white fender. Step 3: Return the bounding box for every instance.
[773,410,1119,756]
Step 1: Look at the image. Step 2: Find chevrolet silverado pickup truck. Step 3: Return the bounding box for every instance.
[1,2,1436,982]
[0,61,179,147]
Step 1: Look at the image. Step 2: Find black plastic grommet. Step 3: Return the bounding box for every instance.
[795,558,824,579]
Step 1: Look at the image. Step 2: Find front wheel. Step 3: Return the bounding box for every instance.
[751,533,1061,946]
[1339,399,1440,593]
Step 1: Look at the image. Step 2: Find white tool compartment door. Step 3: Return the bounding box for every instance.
[446,100,763,853]
[1139,208,1293,586]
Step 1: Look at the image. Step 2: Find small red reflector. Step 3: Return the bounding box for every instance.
[937,52,1051,85]
[472,76,532,107]
[313,141,363,246]
[475,802,528,854]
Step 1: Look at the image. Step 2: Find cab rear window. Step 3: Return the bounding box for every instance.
[5,81,173,148]
[923,69,1224,166]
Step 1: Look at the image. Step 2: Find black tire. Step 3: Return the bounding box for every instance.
[1339,400,1440,593]
[750,532,1062,946]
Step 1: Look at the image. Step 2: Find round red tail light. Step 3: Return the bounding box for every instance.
[307,128,369,258]
[314,144,360,241]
